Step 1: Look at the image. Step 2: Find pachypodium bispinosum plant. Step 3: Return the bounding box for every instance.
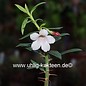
[15,2,82,86]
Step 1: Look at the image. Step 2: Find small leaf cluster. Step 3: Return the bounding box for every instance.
[15,2,46,35]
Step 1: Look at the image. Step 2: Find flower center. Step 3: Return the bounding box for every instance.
[39,35,45,37]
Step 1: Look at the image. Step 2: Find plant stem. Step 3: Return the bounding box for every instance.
[27,12,40,30]
[44,54,49,86]
[30,15,40,30]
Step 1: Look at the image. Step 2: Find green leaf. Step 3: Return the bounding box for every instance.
[60,33,70,36]
[21,17,31,35]
[31,60,38,64]
[35,19,43,22]
[15,4,26,13]
[31,60,39,69]
[20,33,31,40]
[40,23,46,27]
[25,4,29,13]
[16,43,31,47]
[20,31,38,40]
[31,60,45,71]
[49,50,62,59]
[48,27,63,30]
[31,2,46,14]
[39,67,45,72]
[61,49,82,55]
[26,47,32,51]
[54,36,61,41]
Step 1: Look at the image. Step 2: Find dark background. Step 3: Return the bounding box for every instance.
[0,0,86,86]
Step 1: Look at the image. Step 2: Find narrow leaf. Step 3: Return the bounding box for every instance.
[35,19,43,22]
[49,50,62,59]
[25,4,29,13]
[61,49,82,55]
[16,43,31,47]
[20,31,38,40]
[31,60,39,69]
[39,68,45,72]
[60,33,70,36]
[26,47,32,51]
[54,36,61,41]
[31,2,46,14]
[31,60,37,64]
[15,4,26,13]
[40,23,46,27]
[31,60,45,71]
[20,33,31,40]
[48,27,63,30]
[21,17,31,35]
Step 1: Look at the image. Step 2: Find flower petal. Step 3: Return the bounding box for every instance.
[47,35,55,44]
[39,29,48,36]
[30,33,39,40]
[31,40,40,50]
[40,38,50,52]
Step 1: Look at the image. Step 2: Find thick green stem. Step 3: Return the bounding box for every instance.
[44,54,49,86]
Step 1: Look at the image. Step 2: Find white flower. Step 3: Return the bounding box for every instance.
[30,29,55,52]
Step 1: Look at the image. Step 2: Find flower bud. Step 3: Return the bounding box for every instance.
[50,31,61,36]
